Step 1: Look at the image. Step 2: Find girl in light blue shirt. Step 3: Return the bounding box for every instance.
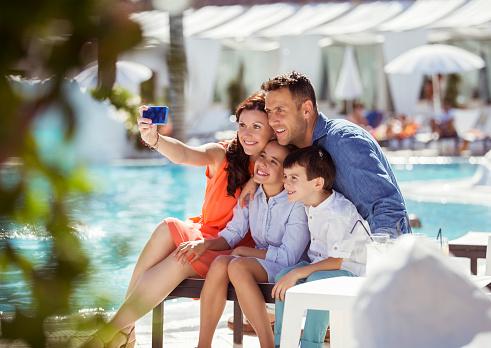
[175,140,310,348]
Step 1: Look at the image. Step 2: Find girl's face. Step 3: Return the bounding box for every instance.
[237,109,274,156]
[253,141,289,186]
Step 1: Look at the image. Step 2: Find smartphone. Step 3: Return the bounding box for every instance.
[143,106,169,125]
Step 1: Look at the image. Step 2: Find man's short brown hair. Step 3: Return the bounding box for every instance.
[261,71,318,113]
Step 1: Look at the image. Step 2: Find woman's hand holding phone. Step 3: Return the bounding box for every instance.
[138,105,159,147]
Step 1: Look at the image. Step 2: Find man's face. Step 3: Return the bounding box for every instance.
[265,88,306,147]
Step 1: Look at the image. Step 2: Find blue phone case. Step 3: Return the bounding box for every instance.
[143,106,169,125]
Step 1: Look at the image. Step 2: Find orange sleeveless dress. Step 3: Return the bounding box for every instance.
[166,148,254,277]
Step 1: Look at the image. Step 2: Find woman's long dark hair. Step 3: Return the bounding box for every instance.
[225,91,267,196]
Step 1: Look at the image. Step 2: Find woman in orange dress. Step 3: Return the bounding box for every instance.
[84,92,273,348]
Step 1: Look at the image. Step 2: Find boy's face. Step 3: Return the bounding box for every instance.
[254,141,289,186]
[283,164,318,204]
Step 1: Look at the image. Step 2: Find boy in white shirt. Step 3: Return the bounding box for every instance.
[272,146,371,348]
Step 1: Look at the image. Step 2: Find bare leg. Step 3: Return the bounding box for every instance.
[115,220,178,345]
[88,255,198,347]
[126,220,177,297]
[197,255,235,348]
[228,258,273,348]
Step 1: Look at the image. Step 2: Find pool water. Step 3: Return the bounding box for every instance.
[392,162,491,239]
[1,162,490,312]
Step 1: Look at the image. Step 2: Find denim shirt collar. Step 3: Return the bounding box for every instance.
[312,112,330,143]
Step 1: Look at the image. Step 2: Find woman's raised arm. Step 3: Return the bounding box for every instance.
[138,106,225,168]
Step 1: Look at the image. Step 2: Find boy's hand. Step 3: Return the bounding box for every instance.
[174,240,207,264]
[272,270,302,302]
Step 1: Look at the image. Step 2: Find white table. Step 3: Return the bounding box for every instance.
[279,277,365,348]
[279,275,491,348]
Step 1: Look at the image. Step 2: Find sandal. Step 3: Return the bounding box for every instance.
[82,332,107,348]
[115,326,135,348]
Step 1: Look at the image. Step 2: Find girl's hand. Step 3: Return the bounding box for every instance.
[238,178,258,207]
[272,270,301,302]
[230,247,266,259]
[230,246,246,256]
[174,240,207,264]
[138,105,159,146]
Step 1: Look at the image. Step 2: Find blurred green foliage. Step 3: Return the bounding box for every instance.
[0,0,142,346]
[91,86,145,149]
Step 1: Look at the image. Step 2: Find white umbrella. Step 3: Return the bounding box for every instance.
[384,44,485,113]
[335,46,363,114]
[74,60,152,94]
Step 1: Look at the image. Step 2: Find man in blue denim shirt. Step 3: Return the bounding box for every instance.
[262,71,410,237]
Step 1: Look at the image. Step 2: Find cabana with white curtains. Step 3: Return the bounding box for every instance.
[125,0,491,132]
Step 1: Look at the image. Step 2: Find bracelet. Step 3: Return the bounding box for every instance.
[148,133,160,150]
[146,134,159,150]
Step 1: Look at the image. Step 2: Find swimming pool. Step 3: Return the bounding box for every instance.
[1,161,490,312]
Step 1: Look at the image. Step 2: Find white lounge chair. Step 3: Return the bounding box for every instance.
[454,108,482,139]
[458,108,491,154]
